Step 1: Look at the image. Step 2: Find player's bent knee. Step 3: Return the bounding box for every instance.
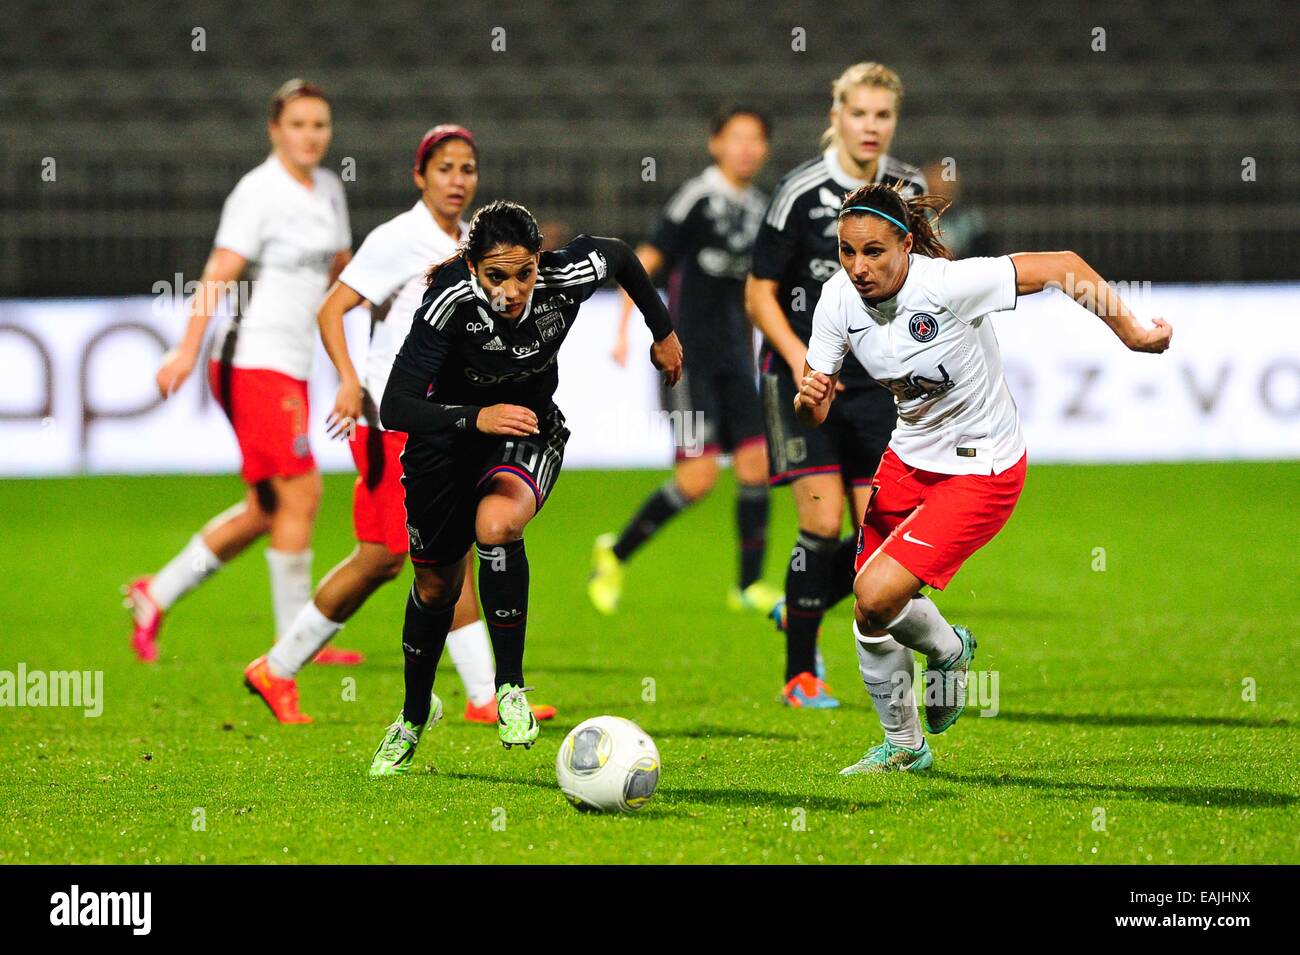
[374,552,406,582]
[679,476,714,502]
[242,501,273,534]
[855,598,894,633]
[474,516,525,546]
[413,569,462,609]
[733,450,769,485]
[854,579,905,632]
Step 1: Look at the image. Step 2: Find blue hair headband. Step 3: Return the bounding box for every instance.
[839,205,910,234]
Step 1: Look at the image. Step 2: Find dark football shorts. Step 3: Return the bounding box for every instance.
[660,364,766,461]
[402,406,570,566]
[760,366,896,487]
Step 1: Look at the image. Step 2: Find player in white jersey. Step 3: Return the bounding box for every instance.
[243,125,555,726]
[796,182,1172,773]
[747,62,927,709]
[124,80,354,670]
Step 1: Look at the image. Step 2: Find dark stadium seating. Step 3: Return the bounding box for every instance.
[1,0,1296,294]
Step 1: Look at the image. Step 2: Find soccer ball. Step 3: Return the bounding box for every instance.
[555,716,660,813]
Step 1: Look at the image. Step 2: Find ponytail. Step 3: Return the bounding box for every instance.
[424,252,463,286]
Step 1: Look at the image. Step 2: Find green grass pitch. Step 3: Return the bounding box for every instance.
[0,462,1296,864]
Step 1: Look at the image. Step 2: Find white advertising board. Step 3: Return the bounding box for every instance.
[1,284,1297,476]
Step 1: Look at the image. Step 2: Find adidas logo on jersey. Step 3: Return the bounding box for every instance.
[482,336,506,351]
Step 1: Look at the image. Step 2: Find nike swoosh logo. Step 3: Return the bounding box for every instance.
[902,531,934,548]
[848,325,871,334]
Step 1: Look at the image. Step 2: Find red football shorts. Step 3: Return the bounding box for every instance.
[854,447,1027,590]
[348,424,410,555]
[208,361,315,485]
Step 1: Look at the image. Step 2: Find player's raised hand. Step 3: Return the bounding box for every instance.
[477,404,540,436]
[1126,317,1173,354]
[326,376,363,440]
[650,331,684,387]
[155,347,196,398]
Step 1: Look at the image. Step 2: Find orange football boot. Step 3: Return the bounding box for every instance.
[244,655,313,724]
[312,646,365,665]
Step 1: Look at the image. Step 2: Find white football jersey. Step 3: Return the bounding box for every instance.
[213,156,351,380]
[337,202,466,429]
[806,255,1024,476]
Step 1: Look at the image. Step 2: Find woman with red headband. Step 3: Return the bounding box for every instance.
[125,79,352,669]
[796,182,1172,774]
[243,125,556,728]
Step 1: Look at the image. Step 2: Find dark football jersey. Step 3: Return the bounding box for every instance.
[391,234,609,466]
[750,150,926,389]
[650,166,767,371]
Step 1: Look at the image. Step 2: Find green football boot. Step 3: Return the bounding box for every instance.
[923,625,976,734]
[839,739,934,775]
[726,580,783,615]
[496,683,539,749]
[368,693,442,777]
[587,533,624,615]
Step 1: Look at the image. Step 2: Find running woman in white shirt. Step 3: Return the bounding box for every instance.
[124,80,353,666]
[795,182,1172,774]
[747,62,927,709]
[243,125,554,727]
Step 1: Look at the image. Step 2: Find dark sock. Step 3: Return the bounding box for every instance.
[477,539,529,690]
[824,535,860,608]
[401,582,454,726]
[612,481,692,562]
[783,531,837,681]
[736,483,770,589]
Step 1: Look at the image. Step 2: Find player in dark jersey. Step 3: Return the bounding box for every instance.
[590,107,780,617]
[367,200,682,772]
[745,62,927,709]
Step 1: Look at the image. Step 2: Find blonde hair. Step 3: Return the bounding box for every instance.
[268,78,329,123]
[820,62,904,151]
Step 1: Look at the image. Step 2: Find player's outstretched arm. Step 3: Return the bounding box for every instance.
[590,236,683,387]
[317,281,367,439]
[1010,251,1173,353]
[793,362,838,427]
[613,244,664,367]
[156,247,247,398]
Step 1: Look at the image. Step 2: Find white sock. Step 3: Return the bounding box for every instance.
[265,548,312,638]
[267,600,342,679]
[149,534,222,610]
[445,620,496,706]
[885,595,961,664]
[855,620,924,749]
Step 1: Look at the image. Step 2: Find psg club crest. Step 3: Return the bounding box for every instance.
[909,312,939,342]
